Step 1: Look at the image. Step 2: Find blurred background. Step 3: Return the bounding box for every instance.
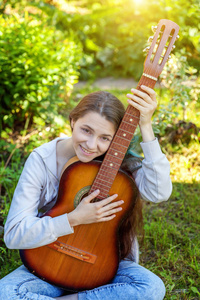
[0,1,199,299]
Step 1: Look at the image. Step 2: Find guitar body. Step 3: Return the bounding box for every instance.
[20,160,138,291]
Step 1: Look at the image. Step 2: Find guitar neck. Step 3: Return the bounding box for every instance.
[90,75,157,200]
[89,19,179,200]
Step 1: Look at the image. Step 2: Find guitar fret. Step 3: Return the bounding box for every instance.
[101,162,120,171]
[125,111,140,119]
[106,149,125,160]
[94,179,113,189]
[123,120,137,129]
[123,114,138,122]
[112,137,130,148]
[93,180,111,190]
[121,116,138,124]
[92,169,117,190]
[92,184,110,194]
[120,124,134,133]
[91,183,110,194]
[111,141,127,153]
[125,107,140,116]
[105,153,125,164]
[97,174,116,184]
[98,169,116,179]
[96,176,113,185]
[118,126,134,134]
[95,192,110,200]
[97,168,118,180]
[108,148,124,155]
[116,129,133,141]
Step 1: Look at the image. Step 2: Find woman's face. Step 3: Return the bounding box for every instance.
[71,112,116,162]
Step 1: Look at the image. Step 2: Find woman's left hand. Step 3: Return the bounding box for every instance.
[127,85,157,127]
[126,85,157,142]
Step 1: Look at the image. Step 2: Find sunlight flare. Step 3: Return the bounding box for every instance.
[133,0,144,5]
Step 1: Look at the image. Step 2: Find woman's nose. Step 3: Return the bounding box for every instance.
[86,137,97,149]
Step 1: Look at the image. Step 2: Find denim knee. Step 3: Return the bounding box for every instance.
[0,266,64,300]
[115,261,166,300]
[0,281,18,300]
[144,272,166,300]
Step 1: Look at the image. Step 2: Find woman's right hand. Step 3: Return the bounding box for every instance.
[67,189,124,227]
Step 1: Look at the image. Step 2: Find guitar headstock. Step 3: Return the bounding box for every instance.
[143,19,179,81]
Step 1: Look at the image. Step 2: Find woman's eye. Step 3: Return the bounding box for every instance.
[81,128,90,134]
[102,136,110,142]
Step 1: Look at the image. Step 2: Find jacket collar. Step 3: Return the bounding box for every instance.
[33,137,70,179]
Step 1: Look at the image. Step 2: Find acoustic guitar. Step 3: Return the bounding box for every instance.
[20,19,179,291]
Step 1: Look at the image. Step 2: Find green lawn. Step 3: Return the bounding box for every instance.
[0,85,199,299]
[140,143,200,299]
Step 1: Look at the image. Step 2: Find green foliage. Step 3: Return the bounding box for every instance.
[44,1,161,80]
[160,51,199,119]
[37,0,200,80]
[141,147,200,299]
[1,0,200,82]
[0,139,27,224]
[0,13,82,132]
[161,0,200,70]
[152,51,200,137]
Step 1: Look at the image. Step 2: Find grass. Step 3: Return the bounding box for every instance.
[140,141,200,300]
[141,181,200,299]
[0,85,200,299]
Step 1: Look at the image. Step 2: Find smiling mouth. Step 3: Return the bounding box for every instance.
[80,145,96,155]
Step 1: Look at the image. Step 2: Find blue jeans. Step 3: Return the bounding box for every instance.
[0,260,165,299]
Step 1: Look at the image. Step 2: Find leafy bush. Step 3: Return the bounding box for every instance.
[152,51,200,138]
[48,3,157,80]
[44,0,200,80]
[160,51,199,119]
[0,14,82,132]
[2,0,199,82]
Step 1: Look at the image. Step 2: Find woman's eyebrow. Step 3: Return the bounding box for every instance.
[102,133,114,138]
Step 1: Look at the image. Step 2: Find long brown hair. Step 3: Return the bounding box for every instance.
[69,91,125,130]
[70,91,143,259]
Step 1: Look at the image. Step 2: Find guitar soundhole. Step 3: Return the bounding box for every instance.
[74,186,106,207]
[74,185,91,208]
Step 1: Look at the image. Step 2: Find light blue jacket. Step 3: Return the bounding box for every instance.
[4,137,172,259]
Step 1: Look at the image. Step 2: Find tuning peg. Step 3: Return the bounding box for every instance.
[172,45,176,49]
[167,55,172,62]
[143,46,150,53]
[151,26,157,33]
[176,35,180,40]
[148,36,154,43]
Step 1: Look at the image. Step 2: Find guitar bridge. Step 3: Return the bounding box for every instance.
[47,241,97,264]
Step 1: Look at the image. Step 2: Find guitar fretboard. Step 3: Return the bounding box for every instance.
[89,19,179,200]
[89,75,156,200]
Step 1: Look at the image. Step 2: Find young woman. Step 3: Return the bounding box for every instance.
[0,85,172,300]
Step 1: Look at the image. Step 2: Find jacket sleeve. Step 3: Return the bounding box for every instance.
[4,152,73,249]
[133,138,172,203]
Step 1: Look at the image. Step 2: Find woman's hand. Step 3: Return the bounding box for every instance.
[127,85,157,142]
[67,189,124,227]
